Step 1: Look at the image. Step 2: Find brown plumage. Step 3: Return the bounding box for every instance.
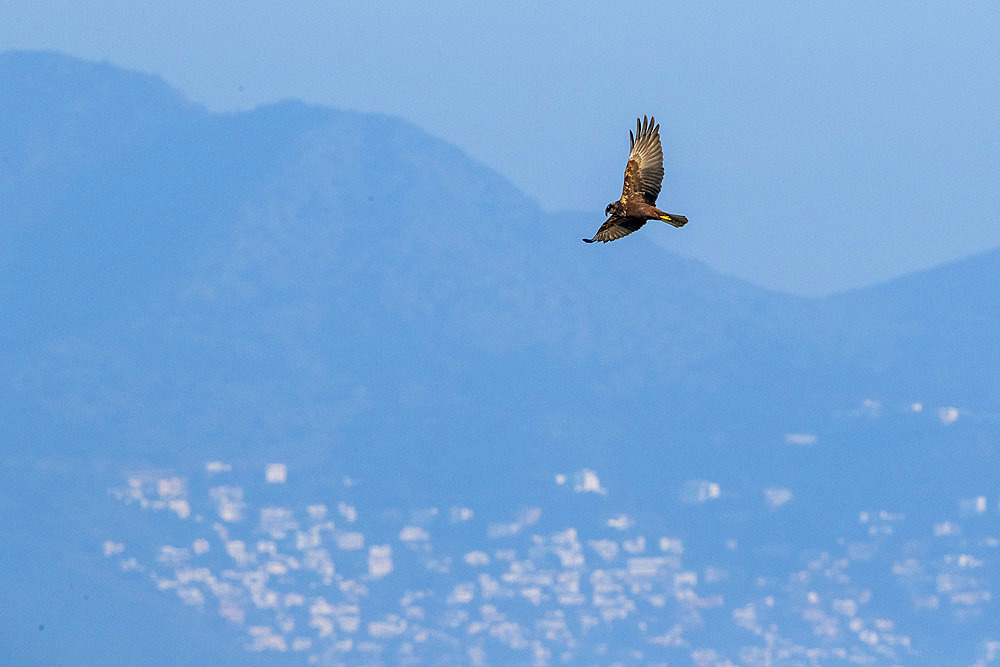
[583,115,688,243]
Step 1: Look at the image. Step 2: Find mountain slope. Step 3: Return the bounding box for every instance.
[3,50,999,498]
[813,247,1000,405]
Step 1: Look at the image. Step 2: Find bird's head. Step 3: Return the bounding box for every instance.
[605,201,622,217]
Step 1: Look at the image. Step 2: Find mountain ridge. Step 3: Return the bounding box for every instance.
[2,49,998,496]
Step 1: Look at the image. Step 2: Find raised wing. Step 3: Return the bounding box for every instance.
[582,216,647,243]
[620,115,664,205]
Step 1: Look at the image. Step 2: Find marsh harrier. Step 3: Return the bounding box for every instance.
[583,116,688,243]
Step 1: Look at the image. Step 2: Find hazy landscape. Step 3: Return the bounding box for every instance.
[2,51,999,665]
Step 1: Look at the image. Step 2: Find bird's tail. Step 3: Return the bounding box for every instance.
[659,213,688,228]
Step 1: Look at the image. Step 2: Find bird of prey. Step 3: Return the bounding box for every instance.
[583,115,688,243]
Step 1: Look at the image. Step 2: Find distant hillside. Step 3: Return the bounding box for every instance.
[2,49,998,499]
[812,248,1000,404]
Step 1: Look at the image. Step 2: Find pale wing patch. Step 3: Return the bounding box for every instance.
[626,116,664,205]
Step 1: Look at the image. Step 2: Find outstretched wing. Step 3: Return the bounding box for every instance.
[582,216,647,243]
[620,115,664,206]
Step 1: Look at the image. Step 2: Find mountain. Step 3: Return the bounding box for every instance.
[2,51,998,664]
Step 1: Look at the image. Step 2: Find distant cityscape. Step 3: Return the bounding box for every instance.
[106,452,998,665]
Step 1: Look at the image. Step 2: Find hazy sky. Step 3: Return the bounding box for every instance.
[3,1,999,295]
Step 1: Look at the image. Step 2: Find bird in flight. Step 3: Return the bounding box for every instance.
[583,116,688,243]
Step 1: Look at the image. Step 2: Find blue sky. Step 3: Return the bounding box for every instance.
[3,1,998,295]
